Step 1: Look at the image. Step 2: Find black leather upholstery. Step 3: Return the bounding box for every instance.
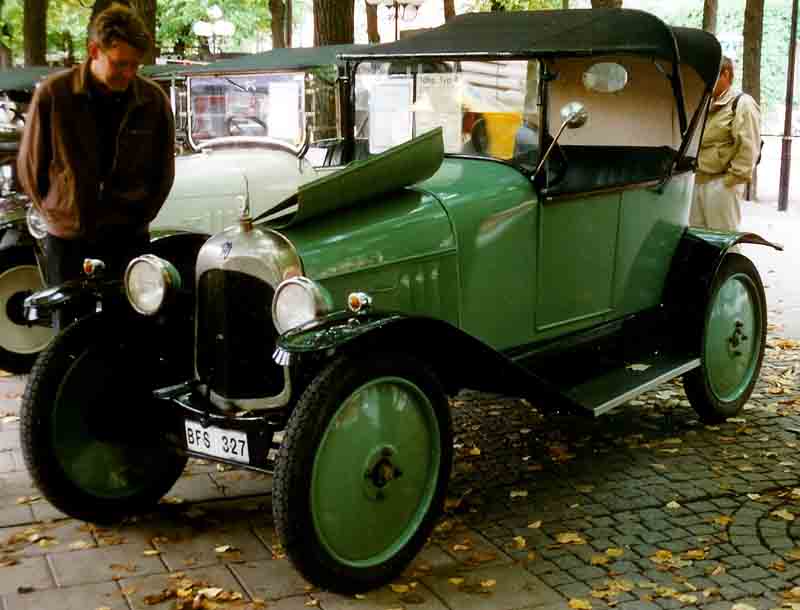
[540,145,676,197]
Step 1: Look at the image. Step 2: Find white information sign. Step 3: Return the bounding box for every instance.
[414,73,462,153]
[368,78,413,154]
[267,81,302,143]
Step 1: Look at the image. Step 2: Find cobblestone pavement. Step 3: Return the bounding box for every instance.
[0,334,798,610]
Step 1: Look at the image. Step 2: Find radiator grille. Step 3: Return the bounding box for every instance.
[196,269,284,399]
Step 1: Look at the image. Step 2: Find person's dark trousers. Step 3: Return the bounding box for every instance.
[43,229,150,331]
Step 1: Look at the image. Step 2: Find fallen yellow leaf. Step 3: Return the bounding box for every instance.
[556,532,586,545]
[605,548,624,558]
[511,536,527,549]
[480,579,496,588]
[568,598,592,609]
[448,578,464,586]
[389,584,409,593]
[527,520,542,529]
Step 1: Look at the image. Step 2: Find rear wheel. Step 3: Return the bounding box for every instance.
[0,248,54,373]
[20,315,187,523]
[273,351,452,593]
[684,253,767,423]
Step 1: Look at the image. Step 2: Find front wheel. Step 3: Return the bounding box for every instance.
[0,247,55,373]
[273,352,452,594]
[684,253,767,423]
[20,315,187,523]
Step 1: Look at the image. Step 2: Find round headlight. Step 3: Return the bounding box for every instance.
[124,255,181,315]
[272,276,332,334]
[26,204,48,240]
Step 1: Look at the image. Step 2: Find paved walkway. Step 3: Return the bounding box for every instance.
[0,201,798,610]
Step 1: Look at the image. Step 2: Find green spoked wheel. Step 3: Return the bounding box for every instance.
[273,352,452,594]
[684,253,767,423]
[21,314,187,523]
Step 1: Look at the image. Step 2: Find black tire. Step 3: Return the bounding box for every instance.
[0,247,54,373]
[273,351,452,594]
[684,253,767,424]
[21,314,187,524]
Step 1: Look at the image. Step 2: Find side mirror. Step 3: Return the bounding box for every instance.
[560,101,588,129]
[532,101,588,180]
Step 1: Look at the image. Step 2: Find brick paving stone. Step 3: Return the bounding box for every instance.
[121,564,245,610]
[229,558,311,601]
[525,559,560,576]
[0,555,53,595]
[29,500,65,523]
[0,503,32,528]
[718,584,747,600]
[566,565,607,581]
[0,519,94,556]
[422,564,563,610]
[552,555,584,571]
[554,581,591,598]
[316,583,447,610]
[616,601,661,610]
[208,469,272,497]
[153,519,271,571]
[2,581,126,610]
[737,580,770,596]
[0,452,15,474]
[721,555,753,568]
[49,543,167,587]
[539,571,575,587]
[163,473,226,503]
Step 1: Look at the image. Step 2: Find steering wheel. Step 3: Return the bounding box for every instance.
[225,115,267,137]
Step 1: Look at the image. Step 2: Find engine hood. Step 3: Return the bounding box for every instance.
[152,148,317,235]
[267,128,444,228]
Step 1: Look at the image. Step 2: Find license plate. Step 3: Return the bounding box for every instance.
[184,421,250,464]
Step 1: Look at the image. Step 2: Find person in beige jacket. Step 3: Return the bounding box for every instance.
[690,56,761,231]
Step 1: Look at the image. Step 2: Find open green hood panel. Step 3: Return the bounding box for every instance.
[269,128,444,228]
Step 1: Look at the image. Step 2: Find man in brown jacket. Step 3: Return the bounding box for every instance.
[690,56,761,231]
[18,5,174,310]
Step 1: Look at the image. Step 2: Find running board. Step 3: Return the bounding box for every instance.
[565,354,700,417]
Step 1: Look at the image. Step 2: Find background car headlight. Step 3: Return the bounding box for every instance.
[124,255,181,315]
[272,276,332,334]
[26,204,48,239]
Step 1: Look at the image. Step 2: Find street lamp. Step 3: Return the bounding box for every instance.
[365,0,426,41]
[192,5,236,55]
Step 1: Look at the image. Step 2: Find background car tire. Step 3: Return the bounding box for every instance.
[684,253,767,424]
[273,351,452,594]
[0,247,54,373]
[21,314,187,524]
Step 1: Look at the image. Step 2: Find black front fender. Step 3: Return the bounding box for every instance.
[278,312,583,414]
[663,227,781,345]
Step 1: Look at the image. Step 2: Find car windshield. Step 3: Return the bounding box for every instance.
[354,59,540,165]
[187,69,340,156]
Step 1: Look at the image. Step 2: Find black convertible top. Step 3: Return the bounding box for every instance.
[341,9,721,89]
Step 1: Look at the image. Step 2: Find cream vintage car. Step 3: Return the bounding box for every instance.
[0,45,365,372]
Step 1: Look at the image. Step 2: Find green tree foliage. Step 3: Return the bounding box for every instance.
[157,0,271,56]
[683,1,791,130]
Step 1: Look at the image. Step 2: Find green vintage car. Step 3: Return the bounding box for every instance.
[21,9,780,594]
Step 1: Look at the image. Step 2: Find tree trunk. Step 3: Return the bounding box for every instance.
[131,0,156,63]
[742,0,764,200]
[270,0,287,48]
[490,1,504,10]
[590,0,622,7]
[63,31,75,66]
[23,0,48,66]
[366,1,379,43]
[444,0,456,21]
[286,0,292,47]
[702,0,718,34]
[0,42,11,70]
[314,0,355,46]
